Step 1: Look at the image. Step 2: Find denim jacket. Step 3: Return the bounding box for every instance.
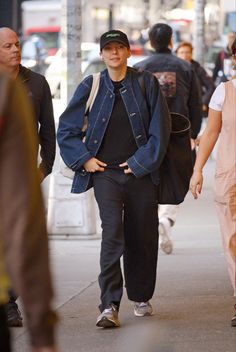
[57,67,171,193]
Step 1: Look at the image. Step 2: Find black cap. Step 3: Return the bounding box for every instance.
[100,30,130,51]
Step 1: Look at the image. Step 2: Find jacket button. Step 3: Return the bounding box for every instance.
[102,118,106,122]
[110,94,113,98]
[94,140,98,144]
[130,112,136,117]
[80,169,87,176]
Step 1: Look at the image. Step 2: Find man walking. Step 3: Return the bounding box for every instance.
[57,29,171,328]
[0,27,56,327]
[134,23,202,255]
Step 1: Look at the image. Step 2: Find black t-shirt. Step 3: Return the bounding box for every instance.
[96,80,137,166]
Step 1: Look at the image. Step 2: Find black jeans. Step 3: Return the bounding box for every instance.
[93,169,159,312]
[0,305,11,352]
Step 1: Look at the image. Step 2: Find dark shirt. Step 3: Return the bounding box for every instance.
[191,59,215,107]
[96,80,137,166]
[18,65,56,177]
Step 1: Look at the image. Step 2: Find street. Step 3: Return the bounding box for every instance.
[12,159,236,352]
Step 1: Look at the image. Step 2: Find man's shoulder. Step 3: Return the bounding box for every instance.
[128,66,156,85]
[19,65,46,85]
[154,52,192,71]
[133,53,157,69]
[134,52,192,72]
[168,55,192,70]
[191,59,206,75]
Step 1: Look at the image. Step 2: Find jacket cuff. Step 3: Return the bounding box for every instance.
[70,151,93,171]
[127,156,150,177]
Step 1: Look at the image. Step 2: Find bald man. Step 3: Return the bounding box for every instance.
[0,27,56,327]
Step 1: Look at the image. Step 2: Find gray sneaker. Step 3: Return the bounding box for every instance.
[134,301,153,317]
[96,304,120,328]
[159,218,173,255]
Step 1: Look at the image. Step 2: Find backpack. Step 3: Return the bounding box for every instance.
[138,74,193,204]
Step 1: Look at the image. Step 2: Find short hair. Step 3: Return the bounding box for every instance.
[175,41,193,54]
[148,23,173,51]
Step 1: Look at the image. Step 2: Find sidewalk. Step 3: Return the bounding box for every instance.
[12,160,236,352]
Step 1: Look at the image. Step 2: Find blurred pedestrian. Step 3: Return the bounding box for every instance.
[0,73,58,351]
[212,31,236,83]
[134,23,202,255]
[176,41,215,118]
[0,27,56,327]
[57,29,171,328]
[190,38,236,327]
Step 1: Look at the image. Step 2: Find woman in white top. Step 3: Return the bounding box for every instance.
[190,38,236,327]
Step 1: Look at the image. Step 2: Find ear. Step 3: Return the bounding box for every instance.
[100,52,104,61]
[127,48,131,58]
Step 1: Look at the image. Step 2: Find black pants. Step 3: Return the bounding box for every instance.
[0,305,11,352]
[93,170,159,312]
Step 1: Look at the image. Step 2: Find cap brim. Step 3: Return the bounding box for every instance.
[101,39,130,50]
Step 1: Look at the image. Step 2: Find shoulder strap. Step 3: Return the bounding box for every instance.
[137,72,152,114]
[137,72,146,98]
[86,72,100,113]
[82,73,100,133]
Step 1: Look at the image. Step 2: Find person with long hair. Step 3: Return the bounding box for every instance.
[190,38,236,327]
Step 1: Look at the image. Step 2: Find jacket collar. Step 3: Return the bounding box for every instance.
[18,65,31,83]
[102,66,133,92]
[155,48,172,54]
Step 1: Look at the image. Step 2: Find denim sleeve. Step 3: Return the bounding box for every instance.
[57,76,94,171]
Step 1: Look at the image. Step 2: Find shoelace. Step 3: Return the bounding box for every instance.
[135,302,149,308]
[104,308,113,313]
[104,304,116,313]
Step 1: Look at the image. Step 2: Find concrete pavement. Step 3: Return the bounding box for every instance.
[12,159,236,352]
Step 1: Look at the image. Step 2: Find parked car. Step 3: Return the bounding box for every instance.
[21,35,49,75]
[45,43,100,98]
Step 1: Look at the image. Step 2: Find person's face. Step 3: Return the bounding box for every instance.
[176,46,192,62]
[0,29,21,70]
[100,42,131,70]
